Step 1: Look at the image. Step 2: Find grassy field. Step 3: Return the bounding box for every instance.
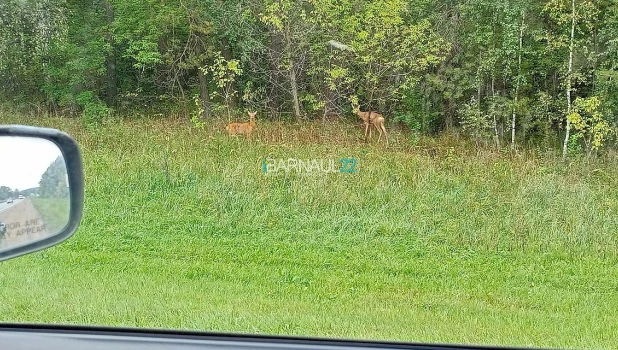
[31,197,71,233]
[1,112,618,349]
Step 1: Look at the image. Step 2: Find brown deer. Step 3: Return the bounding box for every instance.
[351,103,388,146]
[226,111,257,139]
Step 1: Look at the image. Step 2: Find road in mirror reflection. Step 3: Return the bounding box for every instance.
[0,136,70,251]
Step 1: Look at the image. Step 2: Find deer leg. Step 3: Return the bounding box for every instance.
[364,122,370,142]
[381,123,388,146]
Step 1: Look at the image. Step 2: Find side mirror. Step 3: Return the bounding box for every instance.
[0,125,84,262]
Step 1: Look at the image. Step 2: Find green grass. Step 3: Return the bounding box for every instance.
[31,197,70,233]
[1,113,618,349]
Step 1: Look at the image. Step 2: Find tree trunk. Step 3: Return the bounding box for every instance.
[289,58,301,118]
[423,77,431,133]
[445,97,453,130]
[491,77,500,149]
[285,25,301,118]
[562,0,576,158]
[216,0,236,112]
[103,0,117,107]
[198,68,210,118]
[268,31,282,117]
[322,80,335,125]
[220,37,236,112]
[511,103,517,149]
[512,10,525,150]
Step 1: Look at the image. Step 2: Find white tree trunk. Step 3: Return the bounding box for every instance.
[512,10,525,150]
[562,0,576,158]
[491,78,500,149]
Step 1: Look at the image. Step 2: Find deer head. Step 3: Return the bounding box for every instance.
[248,111,257,126]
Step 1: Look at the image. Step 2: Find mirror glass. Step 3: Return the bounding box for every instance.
[0,136,70,252]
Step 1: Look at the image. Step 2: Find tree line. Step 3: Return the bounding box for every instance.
[38,156,69,198]
[0,186,25,200]
[0,157,66,200]
[1,0,617,156]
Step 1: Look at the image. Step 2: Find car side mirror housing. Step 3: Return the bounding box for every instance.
[0,125,84,262]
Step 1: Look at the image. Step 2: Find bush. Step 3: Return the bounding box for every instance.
[76,91,112,127]
[393,87,440,137]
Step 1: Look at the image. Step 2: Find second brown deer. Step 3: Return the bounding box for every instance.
[352,103,388,146]
[226,111,257,139]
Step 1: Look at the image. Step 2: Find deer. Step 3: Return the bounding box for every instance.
[351,103,388,146]
[226,111,257,139]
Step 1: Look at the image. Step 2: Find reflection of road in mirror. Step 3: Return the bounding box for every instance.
[0,136,71,252]
[0,197,50,250]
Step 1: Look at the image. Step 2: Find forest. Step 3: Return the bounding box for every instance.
[1,0,617,156]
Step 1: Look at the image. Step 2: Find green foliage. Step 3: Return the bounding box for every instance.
[1,0,618,152]
[76,91,112,127]
[190,94,206,130]
[566,131,583,156]
[299,93,323,114]
[0,0,68,98]
[208,53,243,90]
[459,97,492,143]
[200,52,243,119]
[310,0,447,107]
[36,0,109,115]
[393,87,432,133]
[0,186,12,200]
[38,156,69,198]
[568,96,613,154]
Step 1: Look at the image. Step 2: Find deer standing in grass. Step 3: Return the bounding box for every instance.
[226,111,257,139]
[352,103,388,146]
